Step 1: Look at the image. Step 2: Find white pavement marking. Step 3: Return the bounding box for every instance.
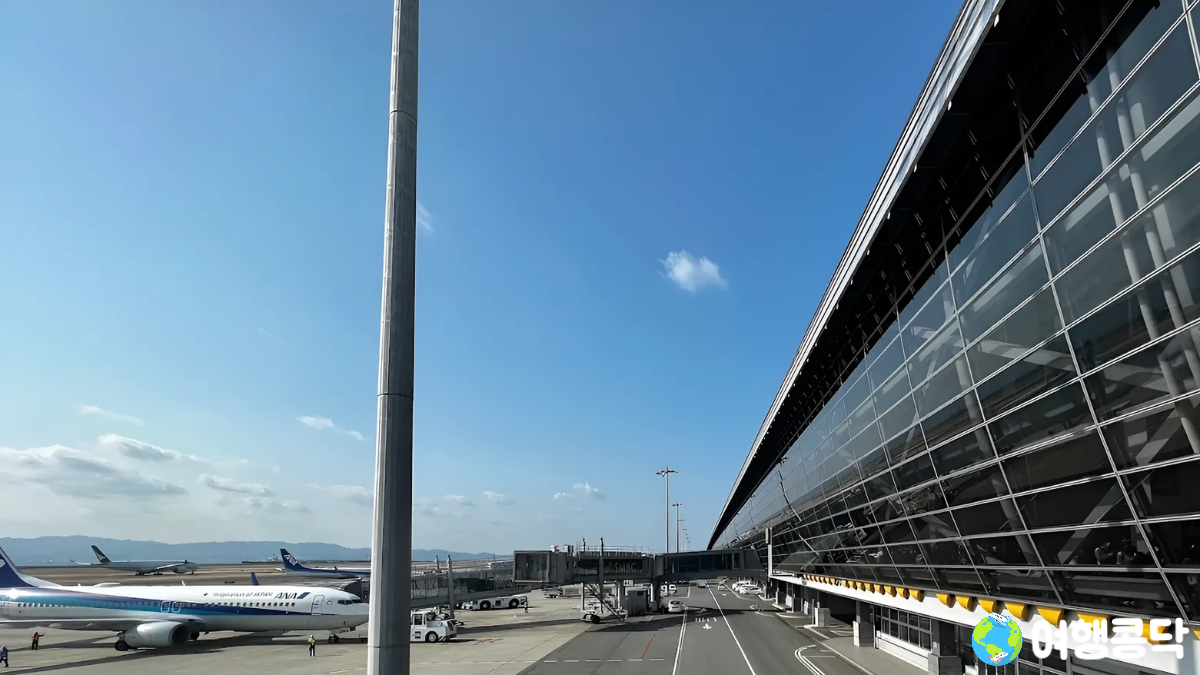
[672,606,688,675]
[708,587,759,675]
[796,646,827,675]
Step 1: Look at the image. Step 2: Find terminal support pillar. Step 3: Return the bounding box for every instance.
[367,0,418,673]
[927,620,961,675]
[853,601,874,648]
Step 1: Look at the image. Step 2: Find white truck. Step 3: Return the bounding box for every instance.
[462,594,528,611]
[328,609,458,644]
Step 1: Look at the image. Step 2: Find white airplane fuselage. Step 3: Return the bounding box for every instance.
[0,583,367,633]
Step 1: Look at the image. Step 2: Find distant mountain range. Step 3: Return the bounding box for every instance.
[0,536,500,565]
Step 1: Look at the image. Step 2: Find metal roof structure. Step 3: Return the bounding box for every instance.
[710,0,1117,548]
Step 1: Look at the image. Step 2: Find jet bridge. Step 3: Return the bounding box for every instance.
[512,548,763,586]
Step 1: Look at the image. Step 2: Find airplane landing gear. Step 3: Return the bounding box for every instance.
[190,632,200,641]
[115,639,130,652]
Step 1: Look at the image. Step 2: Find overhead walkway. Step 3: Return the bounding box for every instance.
[512,547,763,586]
[346,563,523,609]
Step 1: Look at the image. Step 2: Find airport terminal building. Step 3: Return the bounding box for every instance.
[711,1,1200,674]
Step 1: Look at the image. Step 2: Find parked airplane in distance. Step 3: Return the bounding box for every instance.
[70,546,199,576]
[0,546,368,651]
[280,549,370,579]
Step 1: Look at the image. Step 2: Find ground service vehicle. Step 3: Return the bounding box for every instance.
[462,594,527,610]
[667,600,684,614]
[328,609,457,644]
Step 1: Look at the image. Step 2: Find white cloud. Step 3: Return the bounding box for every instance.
[98,434,204,463]
[242,496,310,514]
[444,494,475,507]
[483,491,513,505]
[310,483,373,506]
[659,250,728,292]
[257,327,287,345]
[414,497,469,520]
[0,444,185,498]
[79,405,144,426]
[198,474,273,496]
[417,201,434,233]
[298,416,364,442]
[573,481,604,499]
[552,492,573,501]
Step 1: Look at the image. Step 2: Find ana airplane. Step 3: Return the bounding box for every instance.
[0,546,368,651]
[70,546,199,576]
[280,549,370,579]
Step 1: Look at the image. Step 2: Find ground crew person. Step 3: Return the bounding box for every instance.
[30,633,40,651]
[308,634,316,657]
[1,645,8,667]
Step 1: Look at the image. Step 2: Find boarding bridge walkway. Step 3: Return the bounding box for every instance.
[512,548,763,587]
[347,549,763,608]
[345,565,525,609]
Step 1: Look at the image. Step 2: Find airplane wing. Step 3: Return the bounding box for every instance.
[146,563,186,573]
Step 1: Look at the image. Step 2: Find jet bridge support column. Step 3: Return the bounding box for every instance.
[446,556,455,620]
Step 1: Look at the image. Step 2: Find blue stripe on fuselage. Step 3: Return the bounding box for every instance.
[0,588,304,618]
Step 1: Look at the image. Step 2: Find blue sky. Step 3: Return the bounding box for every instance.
[0,0,959,552]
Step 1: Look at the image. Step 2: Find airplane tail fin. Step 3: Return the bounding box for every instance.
[91,546,112,564]
[250,572,260,586]
[279,549,308,572]
[0,547,50,588]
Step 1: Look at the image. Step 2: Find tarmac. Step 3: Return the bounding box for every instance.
[0,567,915,675]
[0,590,587,674]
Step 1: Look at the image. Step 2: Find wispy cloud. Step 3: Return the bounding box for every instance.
[98,434,204,463]
[243,496,309,513]
[444,494,475,507]
[573,481,604,499]
[417,201,434,233]
[198,474,273,496]
[310,483,373,506]
[79,405,144,426]
[0,445,185,498]
[257,327,287,345]
[659,250,728,292]
[552,492,573,501]
[483,491,513,506]
[414,497,469,519]
[297,416,364,442]
[217,494,309,513]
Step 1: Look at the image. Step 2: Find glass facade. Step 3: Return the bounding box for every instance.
[717,0,1200,622]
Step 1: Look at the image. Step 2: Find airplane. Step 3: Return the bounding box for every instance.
[70,546,199,576]
[280,549,370,579]
[0,546,368,651]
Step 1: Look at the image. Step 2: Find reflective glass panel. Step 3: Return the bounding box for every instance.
[1100,403,1200,470]
[1123,458,1200,519]
[977,336,1077,420]
[987,383,1092,456]
[1016,477,1131,530]
[967,287,1064,383]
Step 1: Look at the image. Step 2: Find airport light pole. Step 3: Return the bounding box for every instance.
[369,0,419,674]
[656,467,676,555]
[672,503,682,554]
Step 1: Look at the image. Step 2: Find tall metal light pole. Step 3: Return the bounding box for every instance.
[656,467,676,554]
[369,0,419,673]
[672,503,683,554]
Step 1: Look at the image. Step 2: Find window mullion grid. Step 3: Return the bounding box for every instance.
[1027,135,1191,622]
[945,201,1060,595]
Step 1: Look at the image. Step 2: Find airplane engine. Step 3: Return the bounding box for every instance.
[123,621,191,648]
[170,566,187,574]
